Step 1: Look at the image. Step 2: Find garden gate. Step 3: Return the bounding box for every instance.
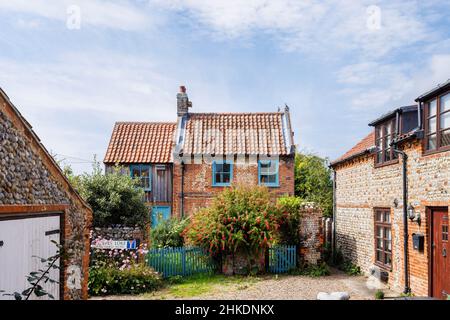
[147,247,216,278]
[268,245,297,274]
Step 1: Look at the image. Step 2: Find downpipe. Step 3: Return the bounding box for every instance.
[393,148,411,294]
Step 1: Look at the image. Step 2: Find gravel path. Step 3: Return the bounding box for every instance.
[93,269,391,300]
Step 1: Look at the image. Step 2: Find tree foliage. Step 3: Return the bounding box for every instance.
[65,162,148,228]
[150,217,190,248]
[294,152,333,217]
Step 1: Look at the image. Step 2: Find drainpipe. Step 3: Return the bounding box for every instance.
[393,148,411,294]
[180,161,185,218]
[332,169,337,260]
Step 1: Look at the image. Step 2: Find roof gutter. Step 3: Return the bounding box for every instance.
[329,147,375,168]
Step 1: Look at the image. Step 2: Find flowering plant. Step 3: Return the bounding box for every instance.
[183,185,281,256]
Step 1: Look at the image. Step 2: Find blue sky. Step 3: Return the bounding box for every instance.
[1,0,450,174]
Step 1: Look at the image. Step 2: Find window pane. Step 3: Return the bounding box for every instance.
[377,226,383,237]
[376,211,383,222]
[427,134,437,150]
[440,94,450,113]
[376,250,383,262]
[385,253,391,265]
[222,173,230,183]
[440,112,450,130]
[428,117,437,134]
[215,173,222,183]
[440,129,450,147]
[377,152,383,163]
[429,99,437,116]
[377,238,383,250]
[384,212,390,223]
[132,167,140,178]
[384,148,391,162]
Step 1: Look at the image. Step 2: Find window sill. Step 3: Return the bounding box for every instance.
[374,159,399,168]
[422,146,450,157]
[212,184,231,187]
[374,262,392,272]
[259,184,280,188]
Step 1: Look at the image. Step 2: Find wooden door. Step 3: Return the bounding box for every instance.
[431,208,450,299]
[153,165,171,203]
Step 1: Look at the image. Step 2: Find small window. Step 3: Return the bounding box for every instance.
[258,160,279,187]
[374,208,392,269]
[130,164,151,191]
[375,119,397,165]
[425,93,450,152]
[212,161,232,186]
[443,225,449,242]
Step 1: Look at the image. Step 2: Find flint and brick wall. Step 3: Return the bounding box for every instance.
[334,139,449,296]
[172,156,295,218]
[0,97,92,300]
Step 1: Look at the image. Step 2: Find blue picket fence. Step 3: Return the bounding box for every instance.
[268,245,297,273]
[147,247,216,278]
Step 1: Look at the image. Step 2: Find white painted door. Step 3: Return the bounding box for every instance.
[0,214,61,300]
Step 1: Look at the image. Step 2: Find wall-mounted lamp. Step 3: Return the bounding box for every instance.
[407,204,421,224]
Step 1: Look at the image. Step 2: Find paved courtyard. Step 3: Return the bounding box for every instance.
[92,268,398,300]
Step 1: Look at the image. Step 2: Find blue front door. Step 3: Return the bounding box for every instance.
[151,206,171,228]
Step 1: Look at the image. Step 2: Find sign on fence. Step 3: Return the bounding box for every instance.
[92,239,138,250]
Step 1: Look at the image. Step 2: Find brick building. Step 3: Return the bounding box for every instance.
[104,87,295,225]
[0,88,92,300]
[330,81,450,298]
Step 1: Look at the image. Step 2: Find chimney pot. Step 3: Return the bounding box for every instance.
[180,86,186,93]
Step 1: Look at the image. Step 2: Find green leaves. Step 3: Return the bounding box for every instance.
[184,185,280,256]
[150,218,190,248]
[65,162,149,228]
[294,152,333,217]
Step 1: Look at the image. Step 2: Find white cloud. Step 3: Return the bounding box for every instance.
[0,0,152,31]
[336,54,450,112]
[153,0,431,58]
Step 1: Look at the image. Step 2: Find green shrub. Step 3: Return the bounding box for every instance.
[296,262,330,277]
[66,162,149,228]
[151,217,189,248]
[375,290,385,300]
[340,261,361,276]
[88,264,162,296]
[276,196,303,246]
[184,185,280,256]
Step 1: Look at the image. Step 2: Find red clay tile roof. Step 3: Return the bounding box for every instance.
[181,113,291,155]
[104,122,176,164]
[331,132,375,165]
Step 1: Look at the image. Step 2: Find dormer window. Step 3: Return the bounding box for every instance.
[375,118,398,166]
[425,92,450,152]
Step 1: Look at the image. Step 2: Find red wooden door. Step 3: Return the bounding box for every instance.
[432,208,450,299]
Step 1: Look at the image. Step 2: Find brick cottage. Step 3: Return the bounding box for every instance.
[330,81,450,298]
[104,87,296,225]
[0,88,92,300]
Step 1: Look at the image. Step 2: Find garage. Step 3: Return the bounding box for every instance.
[0,208,63,300]
[0,88,92,300]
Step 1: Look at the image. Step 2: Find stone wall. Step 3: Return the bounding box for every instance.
[92,226,144,242]
[0,95,92,300]
[299,203,324,265]
[172,156,295,218]
[333,139,450,296]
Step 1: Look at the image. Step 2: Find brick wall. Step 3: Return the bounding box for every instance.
[0,98,92,300]
[172,156,295,218]
[333,139,450,296]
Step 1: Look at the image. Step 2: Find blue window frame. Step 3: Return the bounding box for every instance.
[258,160,279,187]
[212,161,233,186]
[130,164,151,191]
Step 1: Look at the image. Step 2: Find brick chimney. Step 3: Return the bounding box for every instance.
[177,86,192,116]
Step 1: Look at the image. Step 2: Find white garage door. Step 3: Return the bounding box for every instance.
[0,214,61,300]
